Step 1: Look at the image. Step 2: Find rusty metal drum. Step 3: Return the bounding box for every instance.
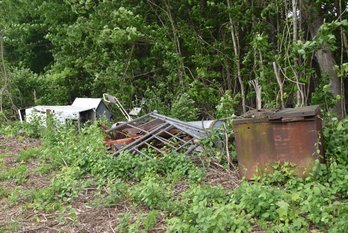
[233,105,323,180]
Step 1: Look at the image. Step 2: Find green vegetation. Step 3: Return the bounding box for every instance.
[0,0,347,118]
[0,164,28,184]
[1,0,348,231]
[0,118,347,232]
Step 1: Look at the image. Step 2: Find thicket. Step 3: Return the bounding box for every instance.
[1,116,347,232]
[0,0,347,119]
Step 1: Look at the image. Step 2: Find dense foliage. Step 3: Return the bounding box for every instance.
[0,0,347,119]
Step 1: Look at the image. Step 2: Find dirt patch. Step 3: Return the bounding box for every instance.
[17,196,141,233]
[0,136,40,155]
[204,164,240,190]
[0,136,46,232]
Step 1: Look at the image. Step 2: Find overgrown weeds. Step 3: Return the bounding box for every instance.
[1,115,348,232]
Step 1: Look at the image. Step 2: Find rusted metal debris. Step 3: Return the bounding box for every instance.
[105,112,219,156]
[233,105,323,180]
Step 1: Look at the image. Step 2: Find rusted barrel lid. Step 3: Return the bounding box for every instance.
[268,105,320,120]
[233,105,320,125]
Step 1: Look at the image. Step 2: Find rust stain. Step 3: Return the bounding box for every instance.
[105,136,141,146]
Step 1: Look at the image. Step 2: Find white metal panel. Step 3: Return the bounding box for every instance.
[25,105,95,126]
[72,98,102,109]
[187,120,225,130]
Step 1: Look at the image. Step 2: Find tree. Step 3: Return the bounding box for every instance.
[0,0,347,119]
[0,31,15,114]
[300,0,344,118]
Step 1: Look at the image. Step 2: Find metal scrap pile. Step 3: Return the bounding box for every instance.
[105,112,218,156]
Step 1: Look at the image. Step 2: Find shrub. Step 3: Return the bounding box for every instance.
[170,93,198,121]
[323,116,348,165]
[131,174,171,209]
[167,185,252,233]
[51,166,82,201]
[99,152,204,182]
[92,179,128,207]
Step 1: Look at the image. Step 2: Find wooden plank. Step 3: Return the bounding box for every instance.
[269,105,319,120]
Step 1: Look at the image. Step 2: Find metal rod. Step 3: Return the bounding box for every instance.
[136,117,163,129]
[175,139,193,152]
[153,136,176,149]
[107,112,153,133]
[185,145,198,155]
[151,112,204,131]
[162,130,187,143]
[130,124,173,150]
[144,142,164,154]
[131,148,148,157]
[113,123,169,155]
[150,112,207,138]
[124,123,150,134]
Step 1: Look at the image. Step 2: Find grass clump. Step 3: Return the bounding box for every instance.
[17,147,41,162]
[0,164,28,184]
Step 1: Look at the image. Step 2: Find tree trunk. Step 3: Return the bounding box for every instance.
[292,0,305,106]
[300,0,344,118]
[0,32,8,112]
[227,0,246,113]
[0,31,16,115]
[163,0,185,85]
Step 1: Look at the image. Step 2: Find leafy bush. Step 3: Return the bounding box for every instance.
[170,93,198,121]
[256,162,297,185]
[9,66,40,108]
[98,152,204,182]
[323,116,348,165]
[143,210,159,231]
[41,123,105,173]
[328,162,348,198]
[167,185,252,233]
[29,187,64,212]
[51,166,82,201]
[115,210,160,233]
[216,90,239,119]
[0,112,6,125]
[92,179,128,207]
[0,120,43,138]
[131,174,171,209]
[116,212,134,233]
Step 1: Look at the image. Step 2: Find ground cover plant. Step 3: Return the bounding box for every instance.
[0,115,348,232]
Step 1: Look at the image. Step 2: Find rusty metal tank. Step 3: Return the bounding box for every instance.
[233,105,323,180]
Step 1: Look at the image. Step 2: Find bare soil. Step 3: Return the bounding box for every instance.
[0,136,41,155]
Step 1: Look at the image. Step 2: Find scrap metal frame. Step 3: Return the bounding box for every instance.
[107,112,207,156]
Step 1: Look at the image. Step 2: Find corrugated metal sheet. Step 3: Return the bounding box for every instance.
[187,120,225,130]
